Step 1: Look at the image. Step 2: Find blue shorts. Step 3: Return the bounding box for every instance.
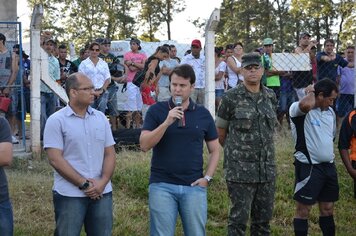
[215,89,224,98]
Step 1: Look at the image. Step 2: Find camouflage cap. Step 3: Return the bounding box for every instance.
[241,52,262,68]
[263,38,273,46]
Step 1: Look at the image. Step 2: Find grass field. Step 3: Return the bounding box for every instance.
[7,128,356,235]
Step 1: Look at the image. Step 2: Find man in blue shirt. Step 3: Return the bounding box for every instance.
[140,64,220,236]
[316,39,354,81]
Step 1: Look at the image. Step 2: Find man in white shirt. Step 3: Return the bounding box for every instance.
[181,39,205,105]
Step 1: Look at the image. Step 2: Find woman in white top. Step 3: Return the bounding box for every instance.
[226,42,244,89]
[215,47,226,110]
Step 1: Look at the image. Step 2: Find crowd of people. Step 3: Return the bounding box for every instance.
[0,29,356,236]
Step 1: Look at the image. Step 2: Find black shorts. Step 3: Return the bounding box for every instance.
[293,159,339,205]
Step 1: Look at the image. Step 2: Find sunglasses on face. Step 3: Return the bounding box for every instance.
[244,65,261,70]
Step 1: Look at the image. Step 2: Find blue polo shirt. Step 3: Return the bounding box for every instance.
[316,51,348,81]
[143,98,218,186]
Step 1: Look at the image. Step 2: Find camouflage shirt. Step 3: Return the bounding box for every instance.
[216,83,277,183]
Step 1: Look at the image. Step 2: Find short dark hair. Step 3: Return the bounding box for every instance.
[346,45,355,50]
[79,48,86,55]
[215,46,224,57]
[162,44,171,50]
[314,78,338,97]
[89,42,100,50]
[0,33,6,45]
[58,44,67,50]
[324,39,335,47]
[169,64,195,85]
[169,44,176,49]
[65,73,80,97]
[225,44,234,50]
[233,42,243,48]
[155,46,170,55]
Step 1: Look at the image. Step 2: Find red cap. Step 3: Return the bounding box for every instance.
[191,39,202,48]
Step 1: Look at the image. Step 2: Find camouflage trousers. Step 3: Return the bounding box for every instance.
[226,181,275,236]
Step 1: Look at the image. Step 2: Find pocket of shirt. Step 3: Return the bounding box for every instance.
[95,128,105,141]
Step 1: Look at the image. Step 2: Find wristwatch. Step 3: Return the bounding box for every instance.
[204,175,213,183]
[78,180,90,190]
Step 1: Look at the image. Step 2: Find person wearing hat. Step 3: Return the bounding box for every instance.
[123,38,147,128]
[181,39,206,105]
[292,32,317,101]
[216,52,278,235]
[97,38,126,131]
[261,37,283,90]
[40,37,60,140]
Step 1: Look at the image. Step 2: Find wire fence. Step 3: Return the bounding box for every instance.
[0,21,27,151]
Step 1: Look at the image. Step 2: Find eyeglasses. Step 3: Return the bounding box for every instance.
[91,48,100,52]
[244,65,261,70]
[74,86,95,92]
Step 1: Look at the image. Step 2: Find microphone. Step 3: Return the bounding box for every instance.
[175,96,185,127]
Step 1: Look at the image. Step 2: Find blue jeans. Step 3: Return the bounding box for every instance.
[0,199,13,236]
[278,90,296,113]
[53,191,113,236]
[107,85,119,116]
[149,182,207,236]
[41,92,57,138]
[91,91,109,114]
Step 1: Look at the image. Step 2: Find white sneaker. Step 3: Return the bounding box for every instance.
[12,135,19,144]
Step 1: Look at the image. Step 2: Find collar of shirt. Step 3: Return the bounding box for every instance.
[64,105,94,117]
[168,97,196,111]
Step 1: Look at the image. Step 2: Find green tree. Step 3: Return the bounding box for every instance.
[28,0,137,50]
[335,0,356,51]
[138,0,185,41]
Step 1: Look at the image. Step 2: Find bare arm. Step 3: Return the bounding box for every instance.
[226,57,241,74]
[340,149,356,179]
[217,127,227,147]
[0,142,12,166]
[145,59,159,79]
[46,148,87,187]
[3,53,19,95]
[215,71,224,81]
[191,138,220,187]
[140,106,183,152]
[299,84,315,113]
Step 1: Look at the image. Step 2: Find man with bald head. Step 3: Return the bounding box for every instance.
[43,72,116,235]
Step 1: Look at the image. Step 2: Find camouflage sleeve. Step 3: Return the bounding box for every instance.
[215,93,233,129]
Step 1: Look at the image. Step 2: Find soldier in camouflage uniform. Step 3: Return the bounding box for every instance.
[216,53,278,236]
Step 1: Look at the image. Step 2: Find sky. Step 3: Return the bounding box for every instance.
[17,0,223,44]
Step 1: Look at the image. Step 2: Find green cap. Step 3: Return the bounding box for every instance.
[241,53,262,68]
[263,38,273,45]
